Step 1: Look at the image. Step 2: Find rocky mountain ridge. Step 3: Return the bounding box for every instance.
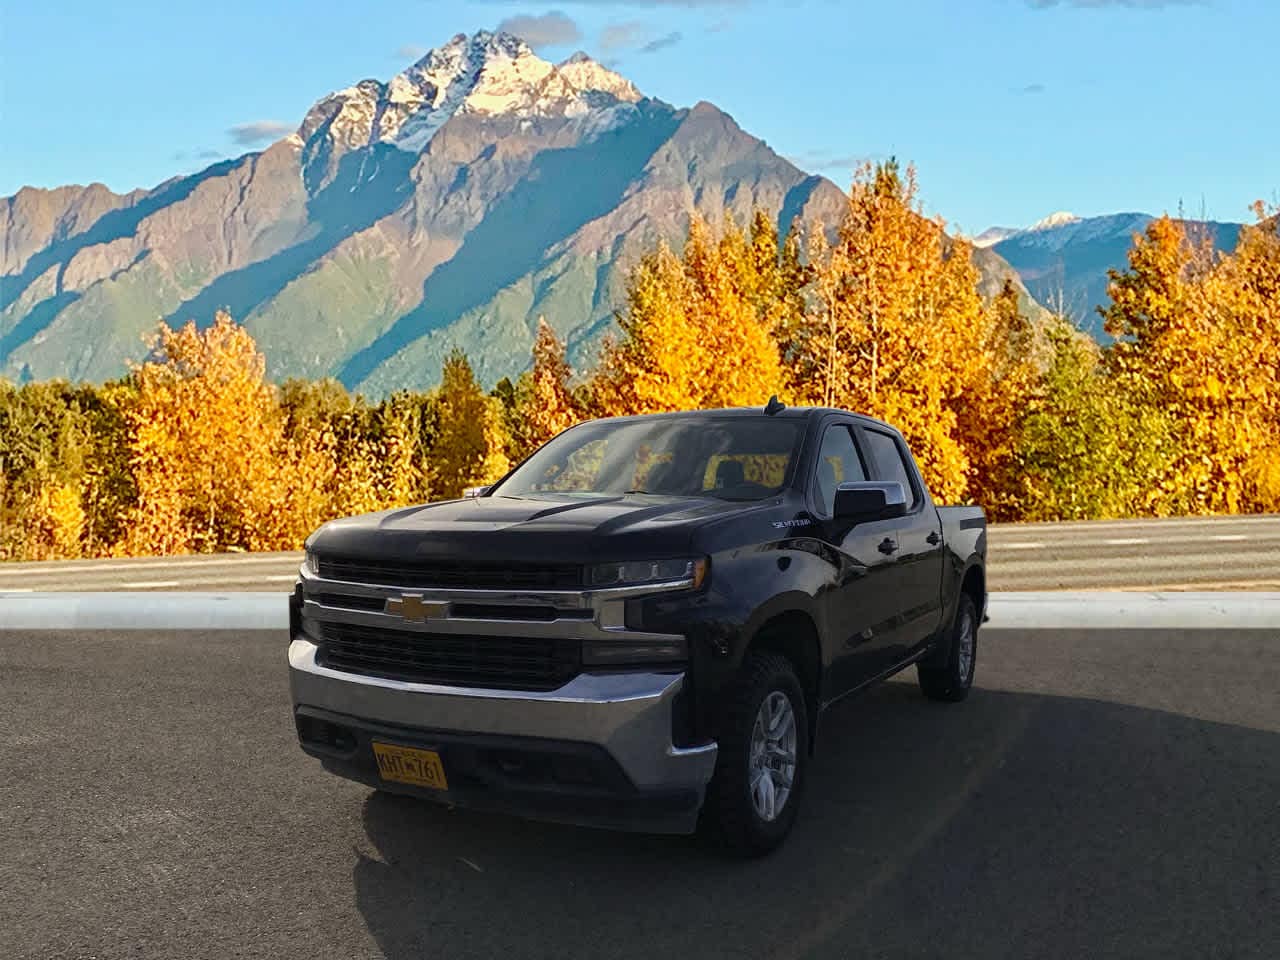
[1,30,1041,393]
[981,211,1244,330]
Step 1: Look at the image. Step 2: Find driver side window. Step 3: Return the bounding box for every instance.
[534,438,607,491]
[814,424,867,516]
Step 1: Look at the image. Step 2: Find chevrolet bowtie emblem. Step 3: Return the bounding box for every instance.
[385,595,449,622]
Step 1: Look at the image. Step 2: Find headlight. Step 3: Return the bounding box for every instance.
[587,557,708,590]
[304,548,320,575]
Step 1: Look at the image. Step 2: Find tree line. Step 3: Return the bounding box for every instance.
[2,162,1277,560]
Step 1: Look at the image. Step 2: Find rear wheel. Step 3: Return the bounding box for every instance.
[918,593,978,702]
[702,653,808,856]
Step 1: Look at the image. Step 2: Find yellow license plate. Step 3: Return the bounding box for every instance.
[372,742,449,791]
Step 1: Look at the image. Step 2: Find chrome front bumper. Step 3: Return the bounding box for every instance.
[289,636,716,793]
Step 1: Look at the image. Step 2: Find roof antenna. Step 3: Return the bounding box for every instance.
[764,395,786,416]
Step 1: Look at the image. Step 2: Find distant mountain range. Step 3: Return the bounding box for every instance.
[974,211,1244,336]
[0,30,1049,394]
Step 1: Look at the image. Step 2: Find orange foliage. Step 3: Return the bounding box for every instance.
[787,162,988,503]
[1103,210,1280,513]
[5,173,1278,562]
[593,215,784,416]
[119,311,286,554]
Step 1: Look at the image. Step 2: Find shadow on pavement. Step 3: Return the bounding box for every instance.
[352,681,1278,960]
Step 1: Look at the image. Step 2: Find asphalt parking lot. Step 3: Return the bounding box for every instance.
[2,623,1277,959]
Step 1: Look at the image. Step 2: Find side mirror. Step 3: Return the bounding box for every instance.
[833,481,907,522]
[462,485,492,499]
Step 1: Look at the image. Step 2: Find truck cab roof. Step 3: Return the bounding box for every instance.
[578,405,903,435]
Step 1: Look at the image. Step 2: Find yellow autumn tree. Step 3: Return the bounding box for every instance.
[954,278,1040,519]
[24,481,87,560]
[119,311,286,554]
[278,378,376,522]
[593,215,784,415]
[789,162,988,503]
[1201,205,1280,510]
[1005,314,1179,520]
[277,379,433,521]
[0,378,135,560]
[509,317,584,462]
[378,392,431,507]
[430,349,510,500]
[1102,215,1246,513]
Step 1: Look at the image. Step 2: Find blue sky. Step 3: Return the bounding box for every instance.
[1,0,1275,232]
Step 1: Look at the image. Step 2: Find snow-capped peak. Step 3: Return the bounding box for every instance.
[972,226,1020,248]
[983,211,1156,253]
[297,31,644,161]
[1027,211,1081,232]
[557,52,642,105]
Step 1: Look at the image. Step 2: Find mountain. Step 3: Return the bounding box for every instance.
[986,212,1243,335]
[1,30,1043,394]
[972,226,1020,249]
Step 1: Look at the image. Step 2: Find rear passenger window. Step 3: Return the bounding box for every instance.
[864,429,920,509]
[813,424,867,516]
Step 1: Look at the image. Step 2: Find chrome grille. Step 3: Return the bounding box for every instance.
[316,557,584,590]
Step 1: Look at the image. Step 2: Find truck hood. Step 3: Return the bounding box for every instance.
[308,494,772,565]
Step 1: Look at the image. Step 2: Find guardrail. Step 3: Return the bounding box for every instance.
[2,592,1278,632]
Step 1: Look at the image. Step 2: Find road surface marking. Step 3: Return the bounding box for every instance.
[86,574,301,589]
[1084,579,1280,592]
[0,555,300,577]
[1002,542,1046,550]
[1104,538,1150,545]
[1211,534,1249,541]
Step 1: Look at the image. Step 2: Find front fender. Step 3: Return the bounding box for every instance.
[633,541,828,744]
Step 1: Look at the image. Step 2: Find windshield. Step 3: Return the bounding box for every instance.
[492,416,803,501]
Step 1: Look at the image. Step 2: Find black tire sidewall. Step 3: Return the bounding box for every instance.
[953,595,977,690]
[708,654,809,855]
[919,593,978,701]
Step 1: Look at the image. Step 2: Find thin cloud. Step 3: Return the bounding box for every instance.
[706,18,734,32]
[173,148,224,165]
[600,21,647,51]
[1019,83,1047,94]
[601,22,683,53]
[640,30,682,53]
[228,121,294,146]
[1026,0,1203,8]
[396,44,429,60]
[496,11,583,48]
[787,150,877,173]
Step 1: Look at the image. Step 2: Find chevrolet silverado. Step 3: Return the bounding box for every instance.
[289,402,987,854]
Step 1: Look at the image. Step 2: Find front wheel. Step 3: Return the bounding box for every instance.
[918,593,978,702]
[701,653,808,857]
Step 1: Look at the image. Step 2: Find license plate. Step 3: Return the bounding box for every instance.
[372,742,449,791]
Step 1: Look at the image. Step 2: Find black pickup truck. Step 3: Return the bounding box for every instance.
[289,404,987,854]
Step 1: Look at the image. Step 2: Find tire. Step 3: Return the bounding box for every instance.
[918,593,978,702]
[701,652,808,857]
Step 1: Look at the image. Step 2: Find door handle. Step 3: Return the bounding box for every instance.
[926,531,941,546]
[877,537,898,555]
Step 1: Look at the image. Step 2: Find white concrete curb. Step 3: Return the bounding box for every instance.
[0,592,285,631]
[989,591,1280,630]
[1,591,1278,632]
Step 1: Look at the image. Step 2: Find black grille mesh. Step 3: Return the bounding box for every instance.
[315,621,581,691]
